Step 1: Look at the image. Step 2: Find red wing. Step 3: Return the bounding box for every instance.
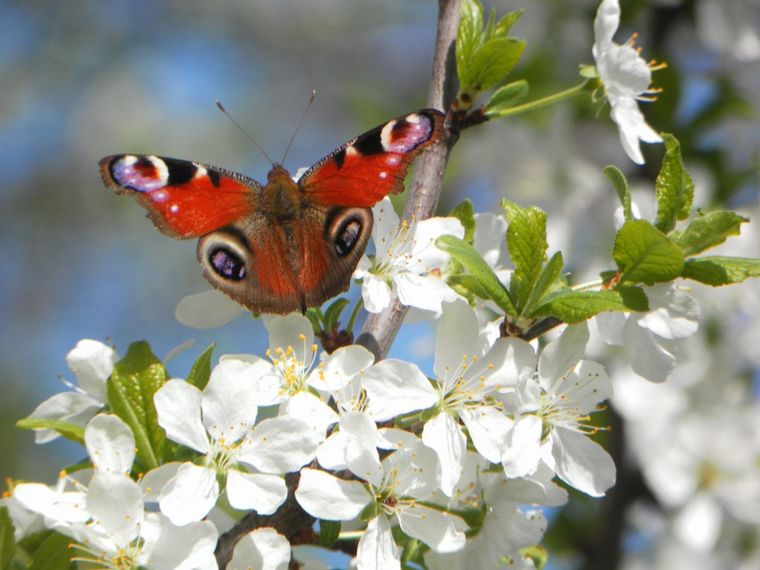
[298,109,445,207]
[99,154,260,239]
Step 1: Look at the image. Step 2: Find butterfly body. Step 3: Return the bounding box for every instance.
[100,109,444,315]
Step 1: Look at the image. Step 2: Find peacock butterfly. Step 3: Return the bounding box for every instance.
[99,109,445,315]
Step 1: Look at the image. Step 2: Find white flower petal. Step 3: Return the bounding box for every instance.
[85,414,135,475]
[159,463,219,525]
[227,471,287,515]
[397,505,466,553]
[202,363,260,443]
[279,391,337,435]
[638,285,700,339]
[673,493,722,552]
[502,415,543,478]
[362,360,437,421]
[551,427,616,497]
[362,274,393,314]
[538,323,589,389]
[341,412,383,487]
[227,528,291,570]
[433,300,485,381]
[140,463,182,502]
[14,483,88,523]
[307,345,375,393]
[371,199,401,259]
[460,407,512,464]
[395,272,460,313]
[175,289,244,329]
[66,339,117,401]
[27,391,102,444]
[422,413,466,497]
[216,355,283,406]
[265,314,314,363]
[145,515,219,570]
[86,472,144,548]
[408,217,465,271]
[622,316,675,382]
[295,468,371,520]
[154,380,210,454]
[356,515,400,570]
[241,417,320,474]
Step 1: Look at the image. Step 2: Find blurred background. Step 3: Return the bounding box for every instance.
[1,0,758,568]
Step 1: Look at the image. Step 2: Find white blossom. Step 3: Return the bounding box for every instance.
[593,0,663,164]
[26,339,117,444]
[499,323,617,497]
[355,198,464,313]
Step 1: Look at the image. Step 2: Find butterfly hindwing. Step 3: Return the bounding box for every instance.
[99,154,260,239]
[299,109,445,207]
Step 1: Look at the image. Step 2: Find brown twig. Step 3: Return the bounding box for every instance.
[357,0,461,361]
[215,1,462,565]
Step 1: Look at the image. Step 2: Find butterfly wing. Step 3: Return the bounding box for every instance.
[99,154,260,239]
[298,109,445,207]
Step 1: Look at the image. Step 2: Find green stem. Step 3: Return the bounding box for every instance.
[487,80,589,118]
[346,295,364,333]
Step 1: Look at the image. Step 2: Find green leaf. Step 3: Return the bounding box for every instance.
[603,165,632,222]
[523,251,564,316]
[681,256,760,286]
[502,200,548,312]
[319,520,341,547]
[323,297,350,331]
[186,343,216,391]
[14,418,84,444]
[533,287,648,323]
[107,341,168,471]
[654,134,694,233]
[0,507,15,570]
[613,220,684,285]
[484,80,529,116]
[448,199,476,244]
[27,532,74,570]
[670,211,748,256]
[436,235,516,314]
[456,0,484,92]
[493,9,523,35]
[468,38,525,92]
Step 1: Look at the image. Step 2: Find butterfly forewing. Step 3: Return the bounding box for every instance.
[298,109,445,207]
[99,154,260,239]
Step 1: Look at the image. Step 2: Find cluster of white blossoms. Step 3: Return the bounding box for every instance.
[9,296,621,569]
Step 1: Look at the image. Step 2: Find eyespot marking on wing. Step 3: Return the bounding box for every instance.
[110,155,169,192]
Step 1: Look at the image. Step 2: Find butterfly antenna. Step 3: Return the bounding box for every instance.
[280,89,316,165]
[215,100,275,166]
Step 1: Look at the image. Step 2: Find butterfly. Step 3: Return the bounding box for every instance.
[99,109,445,315]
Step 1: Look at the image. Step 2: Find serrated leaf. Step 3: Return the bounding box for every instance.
[670,211,748,256]
[484,80,529,116]
[603,165,632,222]
[533,287,648,323]
[186,343,216,391]
[681,256,760,285]
[523,251,564,316]
[436,235,516,315]
[15,418,84,444]
[107,341,168,471]
[502,200,548,312]
[449,199,476,244]
[655,134,694,233]
[27,532,73,570]
[0,507,15,570]
[319,519,341,547]
[468,38,525,91]
[613,220,684,285]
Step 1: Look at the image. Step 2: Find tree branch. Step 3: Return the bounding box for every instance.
[215,2,462,565]
[357,0,461,361]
